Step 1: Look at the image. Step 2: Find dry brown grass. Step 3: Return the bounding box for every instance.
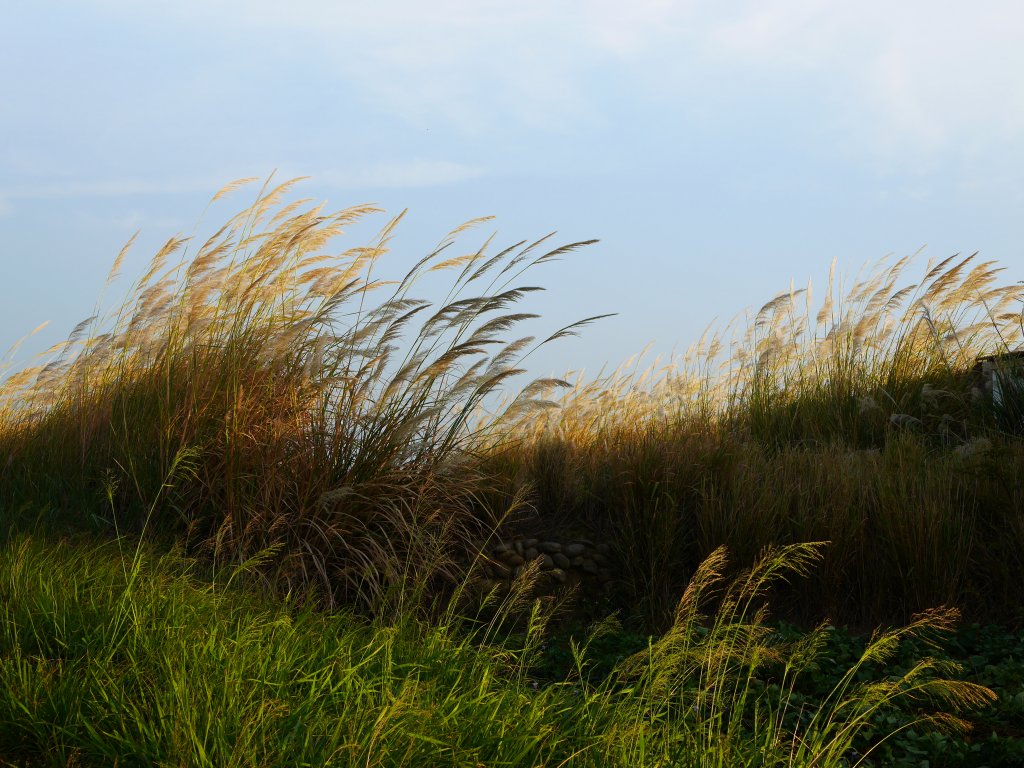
[0,176,607,615]
[3,179,1023,628]
[478,250,1024,627]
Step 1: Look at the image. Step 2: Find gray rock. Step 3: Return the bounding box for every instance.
[591,552,608,567]
[514,540,524,555]
[549,568,567,583]
[539,541,562,553]
[564,543,587,557]
[525,547,539,560]
[492,542,512,555]
[538,553,554,570]
[582,558,599,574]
[503,553,525,567]
[553,553,571,569]
[596,543,611,555]
[571,556,585,567]
[524,538,539,548]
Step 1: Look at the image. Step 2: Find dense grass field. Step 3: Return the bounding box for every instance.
[2,177,1023,765]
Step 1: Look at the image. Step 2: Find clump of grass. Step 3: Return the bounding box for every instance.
[0,176,607,613]
[507,250,1024,447]
[0,532,995,767]
[481,251,1024,628]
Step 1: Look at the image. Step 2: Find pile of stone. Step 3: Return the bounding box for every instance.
[476,536,613,596]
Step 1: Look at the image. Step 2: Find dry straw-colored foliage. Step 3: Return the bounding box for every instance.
[0,176,609,611]
[2,176,1023,626]
[503,248,1023,445]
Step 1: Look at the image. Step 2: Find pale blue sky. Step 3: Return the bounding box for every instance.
[3,1,1023,379]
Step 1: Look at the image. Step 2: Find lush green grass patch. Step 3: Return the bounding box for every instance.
[0,533,1000,767]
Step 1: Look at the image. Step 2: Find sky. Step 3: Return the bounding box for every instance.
[2,1,1023,382]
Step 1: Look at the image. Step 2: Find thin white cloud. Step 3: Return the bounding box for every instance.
[90,0,1024,159]
[0,179,227,221]
[55,1,1024,159]
[0,176,230,202]
[0,160,482,206]
[92,0,686,132]
[703,2,1024,157]
[107,211,187,231]
[322,160,483,189]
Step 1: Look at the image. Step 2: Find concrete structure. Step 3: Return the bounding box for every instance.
[974,349,1024,408]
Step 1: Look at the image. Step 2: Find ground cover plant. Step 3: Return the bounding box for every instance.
[530,622,1024,768]
[2,176,1023,765]
[0,531,1001,767]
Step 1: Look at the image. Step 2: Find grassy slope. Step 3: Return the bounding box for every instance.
[0,533,1004,768]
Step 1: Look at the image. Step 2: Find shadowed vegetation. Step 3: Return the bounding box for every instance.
[482,246,1024,629]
